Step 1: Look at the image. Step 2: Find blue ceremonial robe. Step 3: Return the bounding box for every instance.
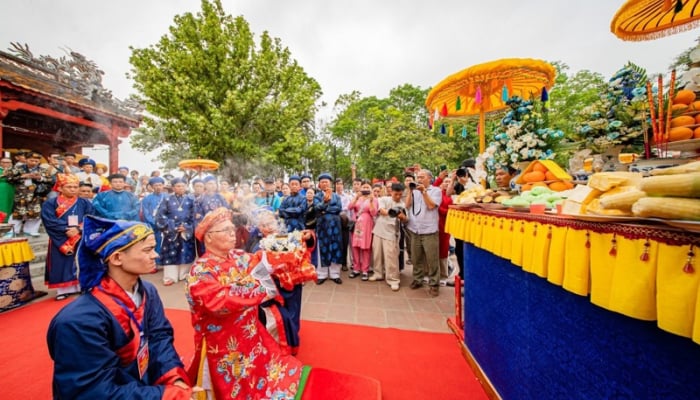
[278,192,306,233]
[314,192,344,266]
[92,190,140,221]
[47,278,188,399]
[40,197,93,288]
[155,193,196,266]
[140,192,167,259]
[193,193,229,224]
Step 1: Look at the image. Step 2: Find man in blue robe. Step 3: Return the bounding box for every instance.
[140,176,167,266]
[156,178,196,285]
[46,215,198,399]
[40,174,93,300]
[92,174,140,221]
[314,172,344,284]
[278,175,306,232]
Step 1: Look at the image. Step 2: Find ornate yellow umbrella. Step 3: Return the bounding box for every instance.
[611,0,700,41]
[178,159,219,178]
[425,58,556,153]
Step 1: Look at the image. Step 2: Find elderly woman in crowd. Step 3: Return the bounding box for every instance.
[185,207,317,399]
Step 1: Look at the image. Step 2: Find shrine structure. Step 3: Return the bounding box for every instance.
[0,42,142,171]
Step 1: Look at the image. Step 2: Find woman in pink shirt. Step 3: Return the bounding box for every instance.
[348,180,378,280]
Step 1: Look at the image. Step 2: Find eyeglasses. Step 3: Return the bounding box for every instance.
[208,227,236,235]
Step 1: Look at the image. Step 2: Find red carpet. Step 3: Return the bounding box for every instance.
[0,298,486,400]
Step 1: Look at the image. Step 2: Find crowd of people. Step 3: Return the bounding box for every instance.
[0,148,520,399]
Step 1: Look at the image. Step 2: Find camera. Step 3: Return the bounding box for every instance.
[409,182,417,190]
[387,207,406,218]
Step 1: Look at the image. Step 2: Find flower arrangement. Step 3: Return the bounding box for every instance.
[258,230,304,253]
[490,96,564,169]
[576,63,648,153]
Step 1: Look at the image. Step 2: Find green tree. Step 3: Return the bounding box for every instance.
[128,0,321,180]
[548,61,606,140]
[328,84,460,179]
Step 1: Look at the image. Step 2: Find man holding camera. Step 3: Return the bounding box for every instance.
[405,169,443,297]
[370,182,408,291]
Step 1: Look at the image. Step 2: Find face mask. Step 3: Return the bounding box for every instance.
[361,190,371,196]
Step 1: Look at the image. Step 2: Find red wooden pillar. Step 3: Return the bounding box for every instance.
[0,101,6,153]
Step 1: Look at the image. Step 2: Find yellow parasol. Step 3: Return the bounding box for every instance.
[178,159,219,179]
[425,58,556,153]
[611,0,700,41]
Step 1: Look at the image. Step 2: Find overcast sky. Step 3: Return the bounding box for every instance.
[1,0,698,172]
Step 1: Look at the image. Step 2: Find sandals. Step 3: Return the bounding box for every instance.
[162,279,175,286]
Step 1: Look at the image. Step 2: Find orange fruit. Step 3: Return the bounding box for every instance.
[532,162,548,173]
[520,183,532,191]
[670,115,695,128]
[523,171,546,183]
[548,181,568,191]
[673,89,696,105]
[690,100,700,111]
[544,171,557,181]
[671,103,689,113]
[667,126,693,142]
[694,126,700,138]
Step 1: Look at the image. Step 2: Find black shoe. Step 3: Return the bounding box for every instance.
[316,278,327,285]
[409,280,423,290]
[332,278,343,284]
[348,271,360,279]
[361,273,369,281]
[446,280,455,287]
[341,265,348,271]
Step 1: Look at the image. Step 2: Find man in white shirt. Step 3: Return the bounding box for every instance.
[405,169,442,297]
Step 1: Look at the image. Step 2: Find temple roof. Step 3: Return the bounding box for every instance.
[0,42,142,126]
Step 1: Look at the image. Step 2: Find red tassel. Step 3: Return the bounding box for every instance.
[640,239,651,262]
[609,235,617,257]
[585,232,590,249]
[683,262,695,274]
[683,247,695,274]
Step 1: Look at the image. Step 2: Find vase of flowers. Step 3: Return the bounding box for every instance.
[576,62,648,154]
[489,96,564,171]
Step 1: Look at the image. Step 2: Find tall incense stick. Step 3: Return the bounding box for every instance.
[664,70,676,156]
[646,81,659,156]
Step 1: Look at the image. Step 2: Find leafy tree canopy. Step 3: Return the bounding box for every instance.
[128,0,321,180]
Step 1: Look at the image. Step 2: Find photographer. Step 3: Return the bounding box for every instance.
[348,180,378,281]
[405,169,442,297]
[370,183,408,291]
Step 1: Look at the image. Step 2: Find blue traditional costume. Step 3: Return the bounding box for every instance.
[92,176,140,221]
[140,176,167,259]
[40,174,93,299]
[193,176,229,223]
[314,172,344,282]
[46,216,193,399]
[278,175,306,232]
[156,178,196,285]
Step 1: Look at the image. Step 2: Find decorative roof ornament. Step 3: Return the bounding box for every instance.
[4,42,143,117]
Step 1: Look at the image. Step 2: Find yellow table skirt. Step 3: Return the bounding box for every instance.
[448,207,700,344]
[0,238,35,267]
